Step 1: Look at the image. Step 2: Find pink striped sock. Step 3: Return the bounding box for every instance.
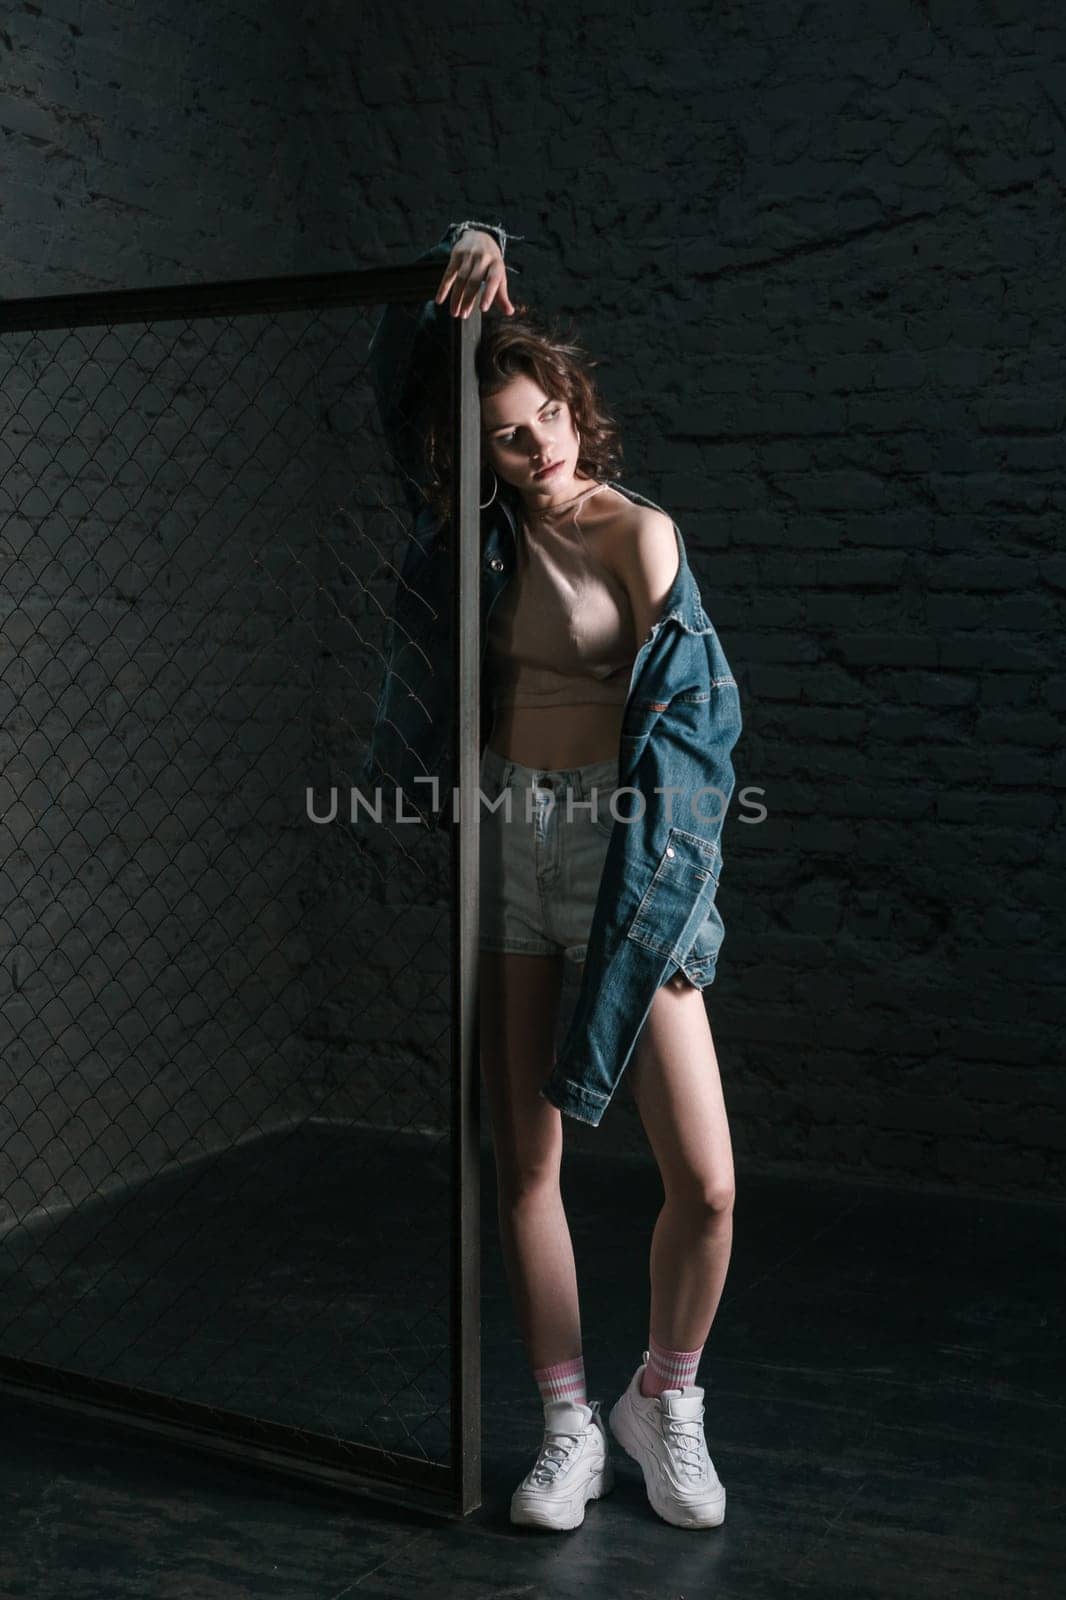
[533,1354,587,1407]
[639,1335,704,1398]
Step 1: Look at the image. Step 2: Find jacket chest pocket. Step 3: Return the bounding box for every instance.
[620,695,670,760]
[625,825,722,964]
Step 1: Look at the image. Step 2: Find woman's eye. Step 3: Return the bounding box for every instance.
[497,409,561,445]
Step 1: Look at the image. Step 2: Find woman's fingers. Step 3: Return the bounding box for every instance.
[447,260,515,319]
[435,241,515,319]
[453,269,483,319]
[480,260,515,317]
[434,249,480,312]
[439,259,484,318]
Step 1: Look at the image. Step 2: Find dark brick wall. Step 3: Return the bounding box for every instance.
[2,1,1063,1200]
[308,0,1066,1198]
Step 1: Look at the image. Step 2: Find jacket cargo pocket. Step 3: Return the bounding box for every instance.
[625,825,722,964]
[621,694,669,739]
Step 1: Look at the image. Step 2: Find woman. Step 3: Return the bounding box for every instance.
[390,221,735,1534]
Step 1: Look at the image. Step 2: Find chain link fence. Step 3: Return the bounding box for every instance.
[0,260,482,1515]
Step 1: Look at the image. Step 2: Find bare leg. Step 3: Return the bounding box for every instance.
[599,964,735,1351]
[479,950,582,1369]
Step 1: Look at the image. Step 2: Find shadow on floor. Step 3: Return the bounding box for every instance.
[0,1143,1061,1599]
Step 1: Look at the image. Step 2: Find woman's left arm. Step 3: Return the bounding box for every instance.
[615,508,681,648]
[613,510,742,991]
[366,220,522,515]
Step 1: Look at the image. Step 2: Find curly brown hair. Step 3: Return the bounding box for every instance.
[420,299,624,522]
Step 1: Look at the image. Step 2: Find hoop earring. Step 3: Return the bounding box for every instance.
[479,465,498,509]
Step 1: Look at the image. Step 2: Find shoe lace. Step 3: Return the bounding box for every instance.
[664,1416,711,1482]
[530,1429,580,1485]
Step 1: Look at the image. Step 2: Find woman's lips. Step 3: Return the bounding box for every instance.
[534,461,563,479]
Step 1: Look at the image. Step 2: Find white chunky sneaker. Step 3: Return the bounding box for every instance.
[510,1397,615,1530]
[608,1351,726,1530]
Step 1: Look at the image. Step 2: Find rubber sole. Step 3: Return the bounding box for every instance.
[510,1454,614,1530]
[609,1392,726,1531]
[510,1421,615,1531]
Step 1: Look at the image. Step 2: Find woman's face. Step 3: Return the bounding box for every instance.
[480,373,585,508]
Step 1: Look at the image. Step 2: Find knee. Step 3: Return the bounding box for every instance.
[496,1152,563,1211]
[673,1180,735,1223]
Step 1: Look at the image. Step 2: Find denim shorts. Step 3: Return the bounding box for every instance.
[478,745,622,966]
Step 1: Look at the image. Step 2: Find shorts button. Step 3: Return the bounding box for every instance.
[489,556,504,571]
[666,846,675,857]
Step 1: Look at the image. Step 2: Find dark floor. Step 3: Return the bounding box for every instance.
[0,1133,1062,1600]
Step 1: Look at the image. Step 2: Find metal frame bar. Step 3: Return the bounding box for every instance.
[450,303,483,1516]
[0,259,483,1519]
[0,262,447,332]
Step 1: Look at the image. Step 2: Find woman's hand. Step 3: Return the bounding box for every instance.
[435,229,516,320]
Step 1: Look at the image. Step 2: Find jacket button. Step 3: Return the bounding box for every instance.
[489,556,504,571]
[666,847,675,857]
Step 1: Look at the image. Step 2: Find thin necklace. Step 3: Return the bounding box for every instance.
[527,478,609,527]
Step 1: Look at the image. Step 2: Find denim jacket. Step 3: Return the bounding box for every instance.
[362,221,743,1127]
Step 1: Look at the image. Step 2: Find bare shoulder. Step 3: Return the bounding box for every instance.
[583,487,678,584]
[629,502,679,567]
[588,490,680,642]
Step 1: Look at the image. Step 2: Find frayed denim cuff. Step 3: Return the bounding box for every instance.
[443,219,526,271]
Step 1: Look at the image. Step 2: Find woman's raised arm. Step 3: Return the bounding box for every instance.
[366,219,521,515]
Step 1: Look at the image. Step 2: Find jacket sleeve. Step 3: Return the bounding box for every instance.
[366,219,522,517]
[544,624,743,1123]
[666,646,743,987]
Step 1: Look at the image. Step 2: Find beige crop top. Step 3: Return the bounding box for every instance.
[487,481,639,711]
